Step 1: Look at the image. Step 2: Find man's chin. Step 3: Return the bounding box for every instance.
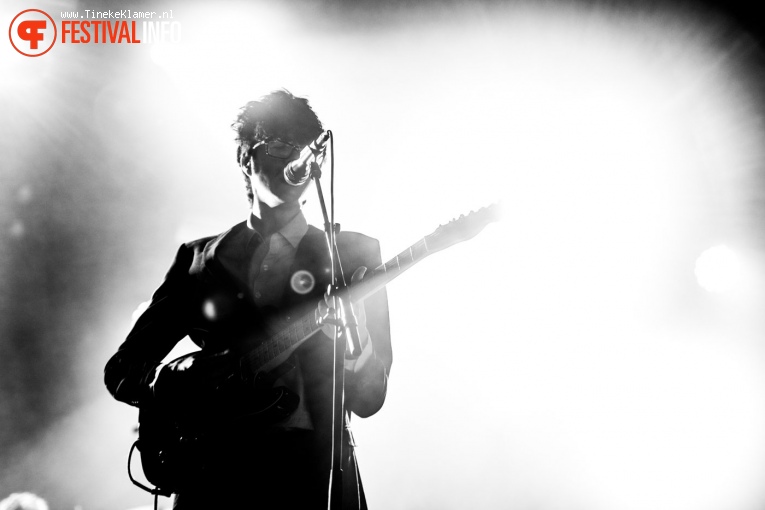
[253,189,285,208]
[255,180,307,208]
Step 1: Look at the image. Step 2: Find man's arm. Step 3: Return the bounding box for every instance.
[104,244,194,407]
[339,235,393,418]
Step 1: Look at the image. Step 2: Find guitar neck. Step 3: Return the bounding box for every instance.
[342,236,432,304]
[245,236,434,373]
[243,203,500,373]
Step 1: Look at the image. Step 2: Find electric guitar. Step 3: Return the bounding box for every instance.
[133,203,501,495]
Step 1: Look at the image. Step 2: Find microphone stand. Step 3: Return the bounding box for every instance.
[307,134,363,510]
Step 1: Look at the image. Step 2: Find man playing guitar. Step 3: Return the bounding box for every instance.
[104,90,392,509]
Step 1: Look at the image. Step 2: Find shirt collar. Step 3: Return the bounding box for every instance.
[247,209,308,249]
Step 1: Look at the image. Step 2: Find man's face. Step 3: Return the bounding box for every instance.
[246,137,310,207]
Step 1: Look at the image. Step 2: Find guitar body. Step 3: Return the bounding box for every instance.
[137,401,204,493]
[137,382,299,493]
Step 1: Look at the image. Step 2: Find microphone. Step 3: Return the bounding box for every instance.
[283,131,330,186]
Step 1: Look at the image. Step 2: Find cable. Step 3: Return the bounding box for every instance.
[127,440,172,506]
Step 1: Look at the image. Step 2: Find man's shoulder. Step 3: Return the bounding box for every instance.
[302,225,382,266]
[338,231,380,259]
[176,221,251,271]
[303,225,380,250]
[183,221,246,247]
[304,224,378,245]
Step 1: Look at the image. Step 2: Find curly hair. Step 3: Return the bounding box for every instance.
[232,90,323,205]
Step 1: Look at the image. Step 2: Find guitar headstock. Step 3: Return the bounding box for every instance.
[425,202,502,253]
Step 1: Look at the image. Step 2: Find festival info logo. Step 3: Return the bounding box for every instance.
[9,9,57,57]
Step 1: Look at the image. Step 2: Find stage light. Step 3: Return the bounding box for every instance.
[695,244,741,293]
[17,185,33,204]
[9,220,25,238]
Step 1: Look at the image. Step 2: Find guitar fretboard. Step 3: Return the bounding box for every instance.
[350,237,431,302]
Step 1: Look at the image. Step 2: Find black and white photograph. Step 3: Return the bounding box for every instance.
[2,1,765,509]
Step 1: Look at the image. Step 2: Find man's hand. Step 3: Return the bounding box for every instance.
[151,349,238,405]
[316,266,370,358]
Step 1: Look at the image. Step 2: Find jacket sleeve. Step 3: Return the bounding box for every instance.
[342,237,392,418]
[104,244,194,407]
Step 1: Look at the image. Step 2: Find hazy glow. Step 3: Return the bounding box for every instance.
[695,245,742,293]
[149,41,183,68]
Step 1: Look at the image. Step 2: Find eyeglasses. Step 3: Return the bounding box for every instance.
[252,139,302,159]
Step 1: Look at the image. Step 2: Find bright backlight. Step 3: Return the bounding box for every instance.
[695,244,742,293]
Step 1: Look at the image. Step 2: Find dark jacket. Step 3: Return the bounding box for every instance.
[104,221,392,509]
